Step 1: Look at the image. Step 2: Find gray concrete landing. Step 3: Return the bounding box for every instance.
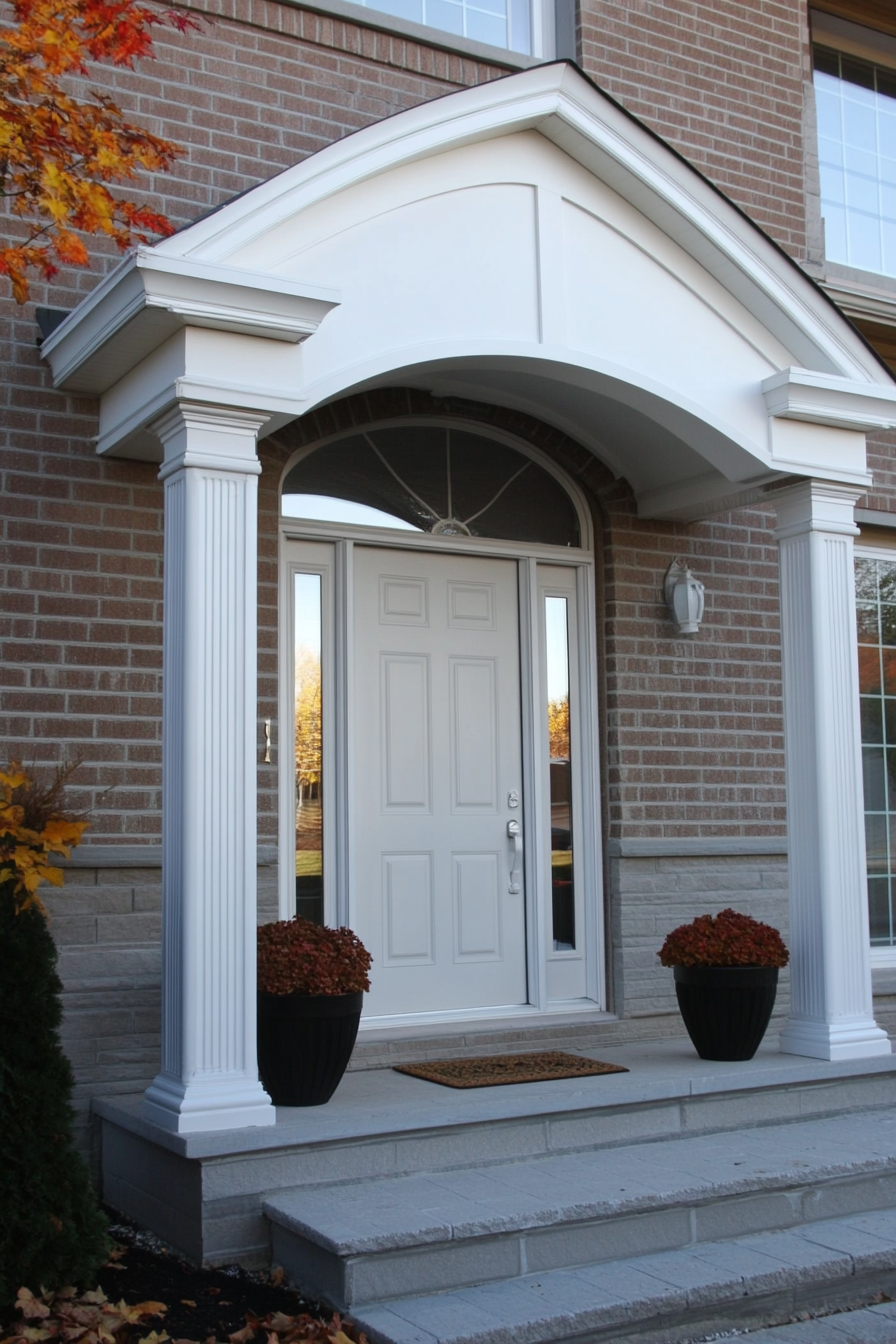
[95,1037,896,1278]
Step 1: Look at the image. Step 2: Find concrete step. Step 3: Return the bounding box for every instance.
[95,1041,896,1267]
[265,1111,896,1311]
[724,1297,896,1343]
[346,1210,896,1344]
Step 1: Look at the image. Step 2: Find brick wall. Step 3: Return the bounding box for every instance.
[599,494,786,840]
[578,0,811,260]
[0,10,507,837]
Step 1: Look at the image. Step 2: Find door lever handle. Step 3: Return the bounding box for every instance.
[507,819,522,894]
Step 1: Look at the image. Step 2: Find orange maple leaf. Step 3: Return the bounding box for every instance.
[0,0,200,300]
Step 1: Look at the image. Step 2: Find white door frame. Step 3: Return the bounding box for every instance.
[277,427,605,1025]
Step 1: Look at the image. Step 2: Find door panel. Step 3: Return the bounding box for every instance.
[450,658,498,811]
[354,546,527,1017]
[381,654,431,810]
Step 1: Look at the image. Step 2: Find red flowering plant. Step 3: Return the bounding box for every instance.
[257,917,372,996]
[659,908,789,968]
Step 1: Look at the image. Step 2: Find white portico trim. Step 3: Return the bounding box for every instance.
[40,63,896,1132]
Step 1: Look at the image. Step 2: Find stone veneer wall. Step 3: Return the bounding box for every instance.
[606,843,791,1023]
[52,852,279,1173]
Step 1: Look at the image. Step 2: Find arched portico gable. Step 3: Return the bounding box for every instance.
[43,63,896,516]
[42,62,896,1134]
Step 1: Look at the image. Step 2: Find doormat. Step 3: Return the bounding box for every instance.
[394,1050,629,1089]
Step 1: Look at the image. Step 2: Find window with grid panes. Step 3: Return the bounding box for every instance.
[813,45,896,277]
[356,0,531,51]
[857,553,896,946]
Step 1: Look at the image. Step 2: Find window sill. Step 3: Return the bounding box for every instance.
[281,0,545,68]
[822,263,896,328]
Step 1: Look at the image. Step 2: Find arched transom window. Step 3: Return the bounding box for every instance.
[281,424,581,548]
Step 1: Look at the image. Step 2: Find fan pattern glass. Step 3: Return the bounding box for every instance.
[282,425,580,549]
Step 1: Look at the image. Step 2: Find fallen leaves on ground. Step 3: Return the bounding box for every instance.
[1,1287,369,1344]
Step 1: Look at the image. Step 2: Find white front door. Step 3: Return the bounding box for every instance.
[353,546,527,1018]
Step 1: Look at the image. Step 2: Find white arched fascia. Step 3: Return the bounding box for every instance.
[152,63,890,389]
[41,62,896,516]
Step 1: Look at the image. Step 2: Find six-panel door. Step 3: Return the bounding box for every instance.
[353,547,527,1017]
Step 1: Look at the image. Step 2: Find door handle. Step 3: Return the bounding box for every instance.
[507,819,522,894]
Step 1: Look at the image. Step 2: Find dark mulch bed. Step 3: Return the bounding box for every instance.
[0,1209,339,1344]
[93,1213,331,1343]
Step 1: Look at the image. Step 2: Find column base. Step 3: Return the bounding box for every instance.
[144,1072,276,1134]
[779,1016,892,1061]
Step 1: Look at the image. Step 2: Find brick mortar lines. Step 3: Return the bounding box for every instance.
[577,0,809,256]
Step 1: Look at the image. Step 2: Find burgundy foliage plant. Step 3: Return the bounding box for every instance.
[659,908,789,968]
[257,918,372,996]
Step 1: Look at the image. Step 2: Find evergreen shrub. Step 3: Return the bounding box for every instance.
[0,766,108,1313]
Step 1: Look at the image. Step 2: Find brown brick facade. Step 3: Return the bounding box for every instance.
[3,0,896,1145]
[577,0,810,260]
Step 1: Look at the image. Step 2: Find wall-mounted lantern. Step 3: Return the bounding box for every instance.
[663,558,705,635]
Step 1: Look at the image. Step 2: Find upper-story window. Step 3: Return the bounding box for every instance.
[813,44,896,277]
[357,0,531,51]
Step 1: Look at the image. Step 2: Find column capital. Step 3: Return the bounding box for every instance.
[772,478,864,541]
[152,400,270,481]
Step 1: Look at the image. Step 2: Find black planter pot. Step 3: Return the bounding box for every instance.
[257,990,363,1106]
[673,965,779,1061]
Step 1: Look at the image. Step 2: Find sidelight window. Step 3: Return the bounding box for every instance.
[293,573,324,925]
[856,551,896,952]
[545,595,575,951]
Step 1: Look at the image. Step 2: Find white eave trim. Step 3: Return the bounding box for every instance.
[40,247,340,393]
[762,367,896,431]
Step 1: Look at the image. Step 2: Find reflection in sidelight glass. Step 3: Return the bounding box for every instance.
[857,556,896,946]
[546,596,574,950]
[294,573,323,925]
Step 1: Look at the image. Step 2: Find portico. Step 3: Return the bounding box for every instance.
[41,61,896,1142]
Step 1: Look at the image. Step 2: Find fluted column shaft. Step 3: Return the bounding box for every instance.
[776,479,890,1060]
[144,401,276,1133]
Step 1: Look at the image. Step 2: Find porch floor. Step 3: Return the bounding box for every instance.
[96,1034,896,1163]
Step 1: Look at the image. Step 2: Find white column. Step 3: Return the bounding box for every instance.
[144,401,277,1133]
[775,479,890,1061]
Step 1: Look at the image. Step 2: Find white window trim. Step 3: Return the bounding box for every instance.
[856,538,896,966]
[811,10,896,294]
[275,0,554,67]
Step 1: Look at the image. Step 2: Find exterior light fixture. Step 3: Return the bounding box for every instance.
[663,558,705,635]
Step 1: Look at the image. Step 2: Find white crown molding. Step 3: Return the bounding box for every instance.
[762,366,896,430]
[40,248,340,394]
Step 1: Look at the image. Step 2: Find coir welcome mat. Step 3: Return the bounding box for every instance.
[394,1051,629,1089]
